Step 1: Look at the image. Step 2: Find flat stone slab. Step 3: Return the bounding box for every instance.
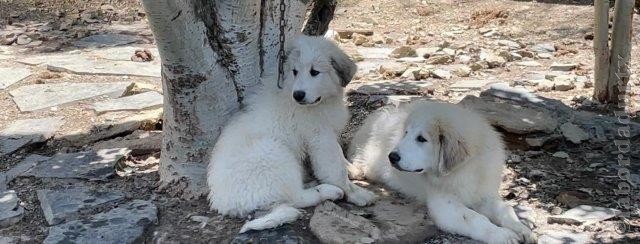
[90,46,160,62]
[0,190,24,227]
[92,130,162,156]
[231,225,305,244]
[38,187,125,225]
[17,54,160,77]
[17,148,130,181]
[44,200,157,244]
[547,205,620,225]
[459,95,558,134]
[93,91,163,114]
[61,108,163,146]
[560,122,590,144]
[349,80,434,95]
[0,67,31,89]
[364,194,436,242]
[310,192,436,244]
[537,229,591,244]
[0,117,64,156]
[10,82,130,112]
[310,201,382,243]
[450,79,501,91]
[73,34,142,48]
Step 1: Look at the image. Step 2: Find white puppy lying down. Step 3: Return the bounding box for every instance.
[207,35,375,233]
[348,101,535,244]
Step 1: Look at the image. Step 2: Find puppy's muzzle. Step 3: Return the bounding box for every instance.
[388,152,402,170]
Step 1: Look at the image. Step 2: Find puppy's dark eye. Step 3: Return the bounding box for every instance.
[293,69,298,76]
[310,69,319,76]
[416,135,427,143]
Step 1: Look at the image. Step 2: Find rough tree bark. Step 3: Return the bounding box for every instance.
[593,0,634,104]
[593,0,610,102]
[141,0,336,199]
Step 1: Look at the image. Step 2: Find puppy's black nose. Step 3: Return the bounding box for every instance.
[293,91,306,102]
[388,152,401,165]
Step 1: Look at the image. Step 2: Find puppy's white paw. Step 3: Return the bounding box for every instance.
[510,223,536,244]
[488,227,522,244]
[345,184,376,206]
[315,184,344,201]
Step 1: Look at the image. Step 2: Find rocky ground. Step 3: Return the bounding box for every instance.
[0,0,639,243]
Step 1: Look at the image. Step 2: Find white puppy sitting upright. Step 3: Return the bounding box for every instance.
[348,101,535,244]
[207,35,375,233]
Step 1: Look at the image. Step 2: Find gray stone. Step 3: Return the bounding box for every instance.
[537,229,591,244]
[17,54,160,77]
[10,82,130,112]
[452,65,472,77]
[553,75,576,91]
[389,46,417,58]
[552,151,569,159]
[525,136,552,147]
[560,123,589,144]
[450,80,500,91]
[400,67,426,80]
[537,53,553,59]
[550,63,578,71]
[0,67,31,89]
[17,148,130,180]
[73,34,142,48]
[497,39,522,50]
[426,54,453,65]
[44,200,157,244]
[0,117,64,156]
[482,53,506,68]
[514,61,542,67]
[0,190,24,227]
[93,91,163,114]
[532,43,556,53]
[364,195,436,242]
[431,69,451,79]
[92,130,162,156]
[61,108,163,146]
[37,187,125,225]
[547,205,620,225]
[349,80,434,95]
[458,95,558,134]
[310,201,382,243]
[378,62,408,77]
[231,225,305,244]
[0,236,18,244]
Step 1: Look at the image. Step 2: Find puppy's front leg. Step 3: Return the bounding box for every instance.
[426,195,522,244]
[307,133,375,206]
[476,198,536,243]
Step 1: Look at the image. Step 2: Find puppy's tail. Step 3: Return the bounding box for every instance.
[239,204,301,233]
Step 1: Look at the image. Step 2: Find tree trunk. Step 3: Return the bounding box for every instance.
[303,0,337,36]
[593,0,610,102]
[607,0,634,105]
[141,0,317,199]
[593,0,634,104]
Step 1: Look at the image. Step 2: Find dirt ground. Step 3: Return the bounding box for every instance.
[0,0,639,243]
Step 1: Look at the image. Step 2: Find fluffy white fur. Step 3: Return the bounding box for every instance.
[348,101,535,244]
[207,35,375,233]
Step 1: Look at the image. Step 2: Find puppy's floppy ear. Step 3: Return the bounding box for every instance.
[435,122,469,176]
[330,48,358,87]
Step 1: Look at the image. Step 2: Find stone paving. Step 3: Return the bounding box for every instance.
[0,14,637,242]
